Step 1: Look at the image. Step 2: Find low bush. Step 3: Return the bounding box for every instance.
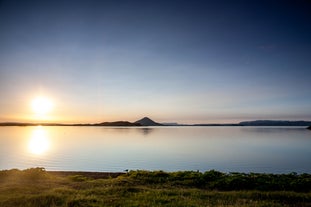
[124,170,311,192]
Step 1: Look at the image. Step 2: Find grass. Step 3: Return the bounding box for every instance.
[0,168,311,207]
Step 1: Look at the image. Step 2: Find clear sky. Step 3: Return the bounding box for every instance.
[0,0,310,124]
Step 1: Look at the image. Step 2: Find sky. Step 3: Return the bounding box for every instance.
[0,0,311,124]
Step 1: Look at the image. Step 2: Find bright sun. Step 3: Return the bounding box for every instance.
[31,96,53,117]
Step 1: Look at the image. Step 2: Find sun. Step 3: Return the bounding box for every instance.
[31,96,53,117]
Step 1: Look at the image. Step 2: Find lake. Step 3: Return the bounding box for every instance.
[0,126,310,173]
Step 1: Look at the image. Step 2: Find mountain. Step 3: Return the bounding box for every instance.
[135,117,162,126]
[308,126,311,130]
[94,121,141,126]
[240,120,311,126]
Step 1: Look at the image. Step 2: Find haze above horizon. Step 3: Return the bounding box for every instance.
[0,0,310,124]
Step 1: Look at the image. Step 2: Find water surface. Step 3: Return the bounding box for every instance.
[0,126,310,173]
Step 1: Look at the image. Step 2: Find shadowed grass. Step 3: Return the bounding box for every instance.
[0,168,310,207]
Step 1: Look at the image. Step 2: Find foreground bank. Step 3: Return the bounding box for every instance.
[0,168,311,207]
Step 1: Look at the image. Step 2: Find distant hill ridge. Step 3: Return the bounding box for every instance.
[239,120,311,126]
[95,121,141,126]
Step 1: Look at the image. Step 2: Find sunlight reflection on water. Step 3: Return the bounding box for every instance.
[28,126,50,155]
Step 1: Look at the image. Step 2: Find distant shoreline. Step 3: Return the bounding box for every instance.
[1,117,311,127]
[0,122,244,127]
[1,120,311,127]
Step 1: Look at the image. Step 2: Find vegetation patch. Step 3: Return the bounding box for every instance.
[0,168,310,207]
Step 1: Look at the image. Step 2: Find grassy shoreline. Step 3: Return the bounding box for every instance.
[1,168,311,206]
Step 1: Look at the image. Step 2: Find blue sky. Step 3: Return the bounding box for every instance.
[0,0,310,123]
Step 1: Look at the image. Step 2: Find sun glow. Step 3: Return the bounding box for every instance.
[28,127,50,155]
[31,96,53,119]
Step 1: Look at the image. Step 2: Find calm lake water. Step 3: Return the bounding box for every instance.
[0,126,310,173]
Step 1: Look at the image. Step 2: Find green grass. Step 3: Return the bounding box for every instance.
[0,168,311,207]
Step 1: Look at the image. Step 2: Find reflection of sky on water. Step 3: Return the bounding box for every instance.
[97,127,154,136]
[0,126,310,173]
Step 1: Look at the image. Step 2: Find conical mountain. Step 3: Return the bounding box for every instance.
[135,117,162,126]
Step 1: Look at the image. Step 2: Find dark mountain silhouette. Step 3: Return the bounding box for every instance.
[94,121,141,126]
[307,126,311,130]
[240,120,311,126]
[135,117,162,126]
